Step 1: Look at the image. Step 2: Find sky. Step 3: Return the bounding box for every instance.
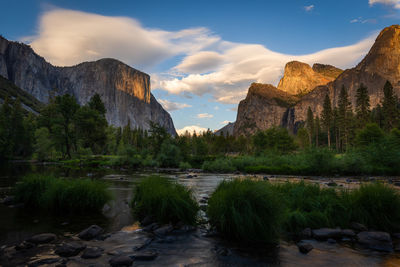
[1,0,400,134]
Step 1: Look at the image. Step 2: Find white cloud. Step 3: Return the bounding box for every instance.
[304,5,315,12]
[350,17,377,24]
[28,8,378,106]
[220,120,231,125]
[177,125,208,135]
[27,8,219,69]
[197,113,213,119]
[369,0,400,8]
[158,99,191,111]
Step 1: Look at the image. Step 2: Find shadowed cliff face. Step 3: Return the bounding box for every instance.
[234,24,400,135]
[0,36,176,135]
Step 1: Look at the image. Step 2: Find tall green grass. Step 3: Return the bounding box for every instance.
[207,179,400,243]
[207,179,285,244]
[131,176,199,225]
[14,174,111,214]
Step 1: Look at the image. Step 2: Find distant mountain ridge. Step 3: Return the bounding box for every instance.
[0,36,177,135]
[234,25,400,135]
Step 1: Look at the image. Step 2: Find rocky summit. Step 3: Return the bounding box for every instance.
[0,36,176,135]
[234,24,400,135]
[277,61,342,95]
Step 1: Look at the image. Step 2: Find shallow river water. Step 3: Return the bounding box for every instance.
[1,163,400,266]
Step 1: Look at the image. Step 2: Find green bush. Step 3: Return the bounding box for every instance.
[14,174,111,214]
[179,161,192,170]
[131,176,199,225]
[157,139,182,168]
[349,183,400,232]
[202,158,236,173]
[207,179,285,244]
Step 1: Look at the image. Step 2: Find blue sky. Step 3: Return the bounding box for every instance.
[1,0,399,133]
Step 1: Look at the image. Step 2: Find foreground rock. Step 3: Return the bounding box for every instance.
[27,233,56,244]
[109,255,133,267]
[81,247,103,259]
[55,242,86,257]
[357,231,393,252]
[312,228,342,240]
[297,242,313,254]
[78,225,103,240]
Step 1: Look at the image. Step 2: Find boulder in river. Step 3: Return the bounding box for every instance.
[55,242,86,257]
[27,233,56,244]
[81,247,103,259]
[300,228,312,239]
[297,242,313,254]
[78,225,103,240]
[109,255,133,267]
[312,228,342,240]
[357,231,393,252]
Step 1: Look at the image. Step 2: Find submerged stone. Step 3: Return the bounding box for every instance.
[78,225,103,240]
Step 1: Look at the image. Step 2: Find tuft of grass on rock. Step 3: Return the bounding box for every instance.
[207,179,285,244]
[131,176,199,225]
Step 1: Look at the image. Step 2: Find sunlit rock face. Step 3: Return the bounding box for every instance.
[234,24,400,135]
[277,61,341,95]
[0,36,176,135]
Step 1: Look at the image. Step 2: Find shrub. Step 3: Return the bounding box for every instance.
[349,183,400,232]
[207,179,285,244]
[202,158,236,173]
[131,176,199,225]
[14,174,111,214]
[157,139,182,168]
[179,161,192,170]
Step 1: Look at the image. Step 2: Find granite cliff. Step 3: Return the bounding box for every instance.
[234,25,400,136]
[0,36,176,135]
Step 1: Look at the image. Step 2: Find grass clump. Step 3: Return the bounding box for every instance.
[131,176,199,225]
[349,183,400,233]
[14,174,111,214]
[207,179,285,244]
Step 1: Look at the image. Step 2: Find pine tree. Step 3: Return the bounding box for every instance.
[338,85,353,151]
[315,115,321,147]
[382,81,399,130]
[321,94,333,148]
[333,107,340,151]
[355,83,370,128]
[0,96,13,158]
[10,98,25,157]
[306,107,314,146]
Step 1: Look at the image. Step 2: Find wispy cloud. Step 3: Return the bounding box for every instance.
[350,17,377,23]
[220,120,231,125]
[197,113,213,119]
[28,8,377,106]
[369,0,400,9]
[177,125,208,135]
[304,4,315,12]
[158,99,191,111]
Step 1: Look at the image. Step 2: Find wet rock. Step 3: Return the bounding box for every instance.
[55,242,86,257]
[133,238,153,251]
[131,250,158,261]
[327,238,337,244]
[141,215,155,226]
[15,241,35,250]
[142,222,159,232]
[109,255,133,267]
[154,224,173,236]
[2,196,15,205]
[327,181,337,187]
[214,246,232,256]
[28,257,60,267]
[297,242,313,254]
[78,225,103,240]
[98,233,111,241]
[199,198,208,204]
[300,228,312,239]
[312,228,342,240]
[187,175,193,178]
[263,176,269,181]
[342,229,356,238]
[102,203,111,213]
[27,233,57,244]
[350,222,368,232]
[81,247,103,259]
[357,231,393,252]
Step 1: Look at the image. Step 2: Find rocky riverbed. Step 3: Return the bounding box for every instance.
[2,167,400,266]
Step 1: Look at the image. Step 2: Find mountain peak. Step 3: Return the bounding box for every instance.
[277,61,339,95]
[357,24,400,79]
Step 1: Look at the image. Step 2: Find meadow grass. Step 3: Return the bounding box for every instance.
[14,174,111,214]
[131,176,199,225]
